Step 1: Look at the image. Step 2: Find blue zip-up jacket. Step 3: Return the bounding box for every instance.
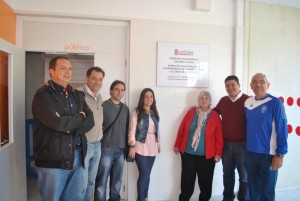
[135,111,159,143]
[244,94,288,155]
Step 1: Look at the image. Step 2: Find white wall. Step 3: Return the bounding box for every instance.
[127,18,237,200]
[15,1,239,200]
[252,0,300,8]
[12,0,234,26]
[7,0,300,200]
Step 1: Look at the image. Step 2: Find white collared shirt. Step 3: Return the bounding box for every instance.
[85,85,100,101]
[229,91,242,102]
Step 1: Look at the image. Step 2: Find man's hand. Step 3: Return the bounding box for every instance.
[214,155,221,163]
[79,111,86,119]
[55,112,60,117]
[271,155,283,170]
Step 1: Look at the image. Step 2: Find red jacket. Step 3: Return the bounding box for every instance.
[174,107,223,159]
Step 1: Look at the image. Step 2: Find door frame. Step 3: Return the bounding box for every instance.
[0,38,26,201]
[18,15,130,200]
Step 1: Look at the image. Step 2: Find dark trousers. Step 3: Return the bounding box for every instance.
[247,152,278,201]
[179,152,215,201]
[222,142,249,201]
[135,153,156,201]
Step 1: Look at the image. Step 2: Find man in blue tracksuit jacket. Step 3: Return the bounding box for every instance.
[244,73,288,201]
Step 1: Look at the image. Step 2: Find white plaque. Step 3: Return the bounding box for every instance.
[157,42,209,87]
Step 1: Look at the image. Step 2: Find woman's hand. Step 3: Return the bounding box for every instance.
[214,155,221,163]
[128,147,136,159]
[129,140,135,147]
[173,147,180,154]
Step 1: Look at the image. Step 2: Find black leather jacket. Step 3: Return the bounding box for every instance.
[32,80,94,170]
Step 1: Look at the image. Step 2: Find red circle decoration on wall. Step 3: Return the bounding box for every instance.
[287,97,294,106]
[287,124,293,134]
[279,96,284,103]
[278,97,299,136]
[296,127,300,136]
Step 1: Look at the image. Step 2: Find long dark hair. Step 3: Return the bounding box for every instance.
[136,88,159,122]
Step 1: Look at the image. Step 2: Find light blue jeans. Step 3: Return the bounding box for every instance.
[83,141,101,201]
[37,149,84,201]
[94,148,125,201]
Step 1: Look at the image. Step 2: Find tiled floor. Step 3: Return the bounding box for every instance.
[27,176,300,201]
[209,189,300,201]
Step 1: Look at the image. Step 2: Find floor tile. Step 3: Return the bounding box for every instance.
[27,176,300,201]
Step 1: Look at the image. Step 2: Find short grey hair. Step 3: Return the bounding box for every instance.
[198,90,212,103]
[251,73,268,83]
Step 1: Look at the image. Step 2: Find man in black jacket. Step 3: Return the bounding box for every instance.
[32,56,94,201]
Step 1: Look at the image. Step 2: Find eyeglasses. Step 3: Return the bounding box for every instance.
[113,88,125,92]
[251,80,267,84]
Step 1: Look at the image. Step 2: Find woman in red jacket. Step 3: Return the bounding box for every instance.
[174,90,223,201]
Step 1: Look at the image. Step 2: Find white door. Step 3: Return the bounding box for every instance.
[0,38,26,201]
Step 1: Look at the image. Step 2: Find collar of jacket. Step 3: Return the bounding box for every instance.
[46,80,73,93]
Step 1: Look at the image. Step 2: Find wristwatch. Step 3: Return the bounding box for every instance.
[276,154,284,158]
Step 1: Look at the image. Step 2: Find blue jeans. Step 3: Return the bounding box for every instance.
[247,152,278,201]
[37,149,84,201]
[222,142,249,201]
[83,141,101,201]
[94,148,125,201]
[135,153,156,201]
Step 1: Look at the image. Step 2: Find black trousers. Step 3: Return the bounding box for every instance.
[179,152,215,201]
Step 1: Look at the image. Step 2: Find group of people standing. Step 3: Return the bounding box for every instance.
[174,74,288,201]
[32,55,288,201]
[32,56,160,201]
